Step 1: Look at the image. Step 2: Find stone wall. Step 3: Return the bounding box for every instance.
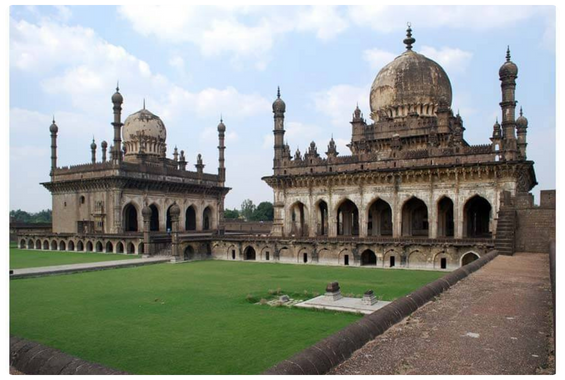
[224,221,272,233]
[512,190,556,254]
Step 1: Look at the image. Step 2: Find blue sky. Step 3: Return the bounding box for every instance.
[9,5,555,212]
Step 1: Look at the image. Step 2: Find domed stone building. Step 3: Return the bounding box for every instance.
[255,26,537,269]
[28,86,230,256]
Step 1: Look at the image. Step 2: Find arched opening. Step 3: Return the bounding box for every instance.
[303,252,308,263]
[437,197,454,237]
[464,196,492,238]
[265,251,270,261]
[244,246,256,261]
[116,242,124,254]
[27,239,33,249]
[86,241,93,252]
[95,241,103,252]
[461,252,479,266]
[123,203,139,232]
[77,241,84,251]
[232,249,236,260]
[185,206,196,231]
[441,257,447,269]
[337,199,359,236]
[35,240,41,249]
[390,256,396,267]
[127,242,135,254]
[361,249,377,266]
[68,240,75,251]
[184,245,194,260]
[106,241,113,253]
[203,207,212,231]
[316,200,328,236]
[290,202,307,237]
[402,197,429,237]
[367,199,392,236]
[59,241,66,251]
[149,204,160,231]
[138,243,144,255]
[43,240,49,250]
[51,240,57,250]
[20,239,26,249]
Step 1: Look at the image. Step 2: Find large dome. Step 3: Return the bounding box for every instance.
[122,107,167,157]
[123,108,166,143]
[369,50,452,121]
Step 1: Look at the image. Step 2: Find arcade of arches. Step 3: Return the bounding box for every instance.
[283,195,493,239]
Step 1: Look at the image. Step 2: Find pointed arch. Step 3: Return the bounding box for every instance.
[367,198,393,237]
[77,240,84,251]
[289,201,308,237]
[437,196,454,237]
[149,204,160,231]
[59,241,66,251]
[315,199,328,236]
[185,205,197,231]
[106,241,114,253]
[401,197,429,237]
[68,240,75,251]
[336,198,359,236]
[123,202,139,232]
[463,195,492,238]
[203,206,213,231]
[361,249,377,266]
[461,251,480,266]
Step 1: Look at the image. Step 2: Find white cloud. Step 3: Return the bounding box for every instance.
[312,85,370,127]
[363,48,396,71]
[295,6,348,41]
[117,5,349,69]
[348,5,536,32]
[419,46,473,74]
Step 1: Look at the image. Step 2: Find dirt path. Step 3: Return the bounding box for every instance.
[330,253,554,375]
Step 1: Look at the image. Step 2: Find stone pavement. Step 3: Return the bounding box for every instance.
[10,257,170,279]
[329,253,554,375]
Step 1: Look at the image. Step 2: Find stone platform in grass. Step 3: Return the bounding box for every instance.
[10,256,170,279]
[295,295,391,314]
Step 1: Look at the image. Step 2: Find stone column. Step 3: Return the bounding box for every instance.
[169,202,181,261]
[142,204,152,257]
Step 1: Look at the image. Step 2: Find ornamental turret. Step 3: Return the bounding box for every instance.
[217,117,226,185]
[49,116,58,177]
[90,138,97,163]
[111,83,123,162]
[499,46,518,160]
[272,87,286,172]
[516,107,529,159]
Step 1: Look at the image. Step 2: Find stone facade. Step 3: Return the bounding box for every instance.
[19,85,229,255]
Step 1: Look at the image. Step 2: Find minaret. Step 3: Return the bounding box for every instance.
[90,138,97,163]
[178,150,187,170]
[272,87,286,173]
[490,118,503,159]
[217,116,226,186]
[101,140,108,162]
[49,116,58,178]
[195,154,204,176]
[173,146,179,162]
[516,107,529,159]
[111,83,124,162]
[499,46,518,160]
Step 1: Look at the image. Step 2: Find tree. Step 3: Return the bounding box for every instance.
[251,202,274,221]
[240,199,256,221]
[10,209,52,224]
[224,208,240,219]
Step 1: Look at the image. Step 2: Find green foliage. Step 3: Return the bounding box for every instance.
[223,208,240,219]
[249,201,274,221]
[10,254,444,374]
[240,199,256,221]
[10,209,52,224]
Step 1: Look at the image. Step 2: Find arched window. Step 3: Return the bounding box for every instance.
[59,241,66,251]
[149,204,160,231]
[43,240,49,250]
[116,242,124,253]
[86,241,93,252]
[437,197,454,237]
[51,240,57,250]
[316,200,328,236]
[337,199,359,236]
[290,202,307,237]
[464,196,492,238]
[244,246,256,260]
[123,203,138,232]
[95,241,103,252]
[461,252,479,266]
[402,197,429,237]
[68,241,75,251]
[367,199,392,236]
[203,207,212,231]
[106,241,114,253]
[77,241,84,251]
[127,242,135,254]
[361,249,377,266]
[185,206,196,231]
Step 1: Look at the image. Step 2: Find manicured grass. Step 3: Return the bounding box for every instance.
[10,257,445,374]
[10,248,140,269]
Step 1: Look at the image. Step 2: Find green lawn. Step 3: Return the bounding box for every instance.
[10,257,445,374]
[10,248,140,269]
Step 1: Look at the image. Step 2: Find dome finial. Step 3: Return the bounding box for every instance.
[506,46,511,62]
[277,86,281,99]
[520,106,523,116]
[404,22,415,51]
[143,98,145,110]
[220,113,223,123]
[116,80,119,92]
[52,115,55,124]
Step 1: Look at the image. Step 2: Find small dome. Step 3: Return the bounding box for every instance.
[169,202,181,216]
[499,47,518,78]
[142,205,152,218]
[516,108,528,128]
[49,118,58,134]
[272,87,286,114]
[112,84,123,104]
[90,139,97,149]
[217,118,226,132]
[101,140,108,148]
[123,108,167,143]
